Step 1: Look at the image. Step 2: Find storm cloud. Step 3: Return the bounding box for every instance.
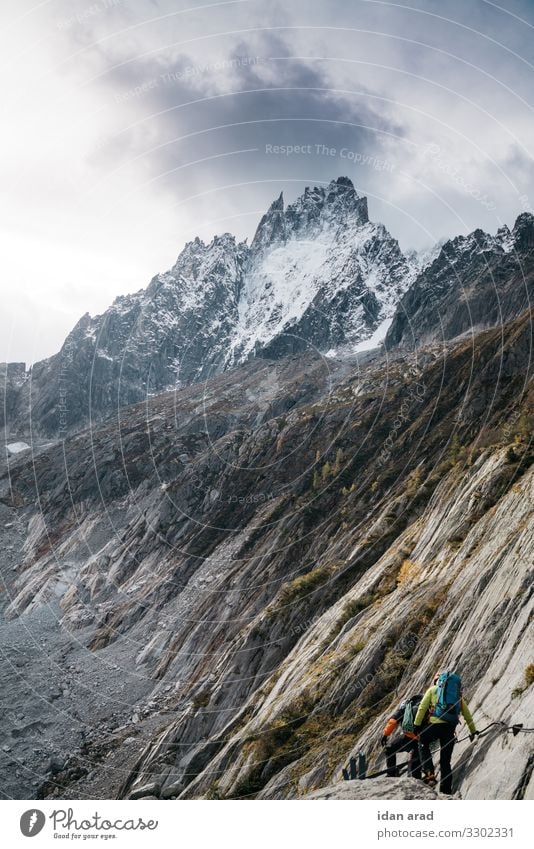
[1,0,534,362]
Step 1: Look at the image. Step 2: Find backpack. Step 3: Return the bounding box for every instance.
[433,671,462,723]
[400,695,422,734]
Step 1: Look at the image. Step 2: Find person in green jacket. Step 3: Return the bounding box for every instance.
[413,672,478,795]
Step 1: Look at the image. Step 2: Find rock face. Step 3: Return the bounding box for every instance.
[304,778,438,800]
[1,302,533,801]
[228,177,409,364]
[5,184,533,442]
[2,187,534,802]
[0,362,28,441]
[2,178,413,437]
[6,234,248,437]
[386,214,534,350]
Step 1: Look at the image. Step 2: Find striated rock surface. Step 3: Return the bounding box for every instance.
[304,778,439,800]
[1,304,533,801]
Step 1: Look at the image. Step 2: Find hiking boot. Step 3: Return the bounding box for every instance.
[423,772,437,787]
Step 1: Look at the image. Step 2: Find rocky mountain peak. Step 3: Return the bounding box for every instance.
[421,214,534,279]
[286,178,368,236]
[250,178,369,260]
[386,214,534,350]
[325,175,367,215]
[496,224,511,241]
[1,179,422,436]
[171,231,240,271]
[512,211,534,249]
[440,228,495,265]
[250,192,286,256]
[229,180,410,364]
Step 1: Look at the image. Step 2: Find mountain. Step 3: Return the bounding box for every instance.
[405,238,447,274]
[227,177,410,363]
[386,213,534,350]
[1,302,533,801]
[0,362,26,436]
[2,187,534,802]
[1,178,413,438]
[4,187,533,445]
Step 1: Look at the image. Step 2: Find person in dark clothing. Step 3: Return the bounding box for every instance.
[381,695,423,779]
[416,722,456,794]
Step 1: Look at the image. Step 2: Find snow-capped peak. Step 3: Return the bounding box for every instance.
[250,178,369,261]
[227,179,411,362]
[76,179,414,383]
[28,178,420,432]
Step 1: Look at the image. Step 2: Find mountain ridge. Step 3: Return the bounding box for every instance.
[386,211,534,350]
[2,183,533,446]
[1,178,413,437]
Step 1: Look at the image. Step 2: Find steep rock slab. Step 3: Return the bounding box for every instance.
[304,777,439,800]
[2,312,532,801]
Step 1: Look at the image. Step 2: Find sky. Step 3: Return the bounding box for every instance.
[1,0,534,364]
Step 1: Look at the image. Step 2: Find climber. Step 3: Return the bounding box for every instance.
[413,671,478,795]
[381,694,424,779]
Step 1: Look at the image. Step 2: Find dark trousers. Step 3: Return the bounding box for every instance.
[419,722,456,794]
[385,736,421,779]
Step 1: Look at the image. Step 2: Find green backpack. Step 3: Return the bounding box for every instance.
[401,695,422,734]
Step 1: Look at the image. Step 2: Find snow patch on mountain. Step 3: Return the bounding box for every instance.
[6,441,30,455]
[3,178,420,435]
[352,316,393,351]
[233,238,330,357]
[227,179,412,362]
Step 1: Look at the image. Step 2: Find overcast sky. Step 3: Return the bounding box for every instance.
[2,0,534,363]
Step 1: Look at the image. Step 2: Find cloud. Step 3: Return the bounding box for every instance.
[1,0,534,362]
[68,0,534,248]
[83,29,405,230]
